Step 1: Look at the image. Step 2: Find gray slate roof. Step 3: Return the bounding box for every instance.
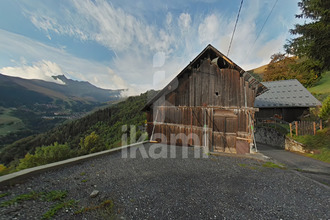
[255,79,322,108]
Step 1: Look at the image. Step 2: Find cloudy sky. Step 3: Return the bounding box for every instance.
[0,0,300,95]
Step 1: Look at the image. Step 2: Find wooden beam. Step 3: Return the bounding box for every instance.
[236,137,252,141]
[289,123,292,137]
[295,121,298,136]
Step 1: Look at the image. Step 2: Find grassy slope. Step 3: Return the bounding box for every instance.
[308,71,330,94]
[292,128,330,163]
[248,63,268,75]
[0,108,24,136]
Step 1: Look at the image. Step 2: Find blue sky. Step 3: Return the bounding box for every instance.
[0,0,300,95]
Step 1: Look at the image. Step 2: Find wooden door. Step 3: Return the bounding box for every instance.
[212,109,237,153]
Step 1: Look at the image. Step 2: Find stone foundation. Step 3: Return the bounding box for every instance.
[255,126,306,153]
[284,137,306,153]
[255,127,285,148]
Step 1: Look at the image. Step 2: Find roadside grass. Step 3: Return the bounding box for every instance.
[0,192,10,198]
[0,191,41,207]
[238,162,286,170]
[44,190,67,202]
[291,128,330,163]
[0,190,76,219]
[304,148,330,163]
[262,162,286,169]
[1,190,116,219]
[75,199,115,218]
[291,128,330,150]
[42,199,77,220]
[1,190,68,207]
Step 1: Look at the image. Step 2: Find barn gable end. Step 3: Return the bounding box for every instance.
[143,44,267,154]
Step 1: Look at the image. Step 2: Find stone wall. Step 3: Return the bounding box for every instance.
[255,126,306,153]
[255,127,285,148]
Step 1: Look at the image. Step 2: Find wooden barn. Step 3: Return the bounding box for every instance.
[142,44,267,154]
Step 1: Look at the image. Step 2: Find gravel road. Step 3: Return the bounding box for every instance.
[0,143,329,219]
[258,143,330,186]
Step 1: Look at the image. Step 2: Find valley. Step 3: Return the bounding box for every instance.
[0,73,124,150]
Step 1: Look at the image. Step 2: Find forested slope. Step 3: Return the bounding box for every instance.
[0,91,156,167]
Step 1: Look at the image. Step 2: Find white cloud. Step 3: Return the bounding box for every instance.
[166,12,173,26]
[23,0,189,93]
[178,13,191,30]
[0,60,65,84]
[28,12,88,41]
[1,0,299,96]
[0,29,129,91]
[198,14,220,44]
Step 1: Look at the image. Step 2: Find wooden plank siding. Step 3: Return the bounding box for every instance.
[147,58,259,154]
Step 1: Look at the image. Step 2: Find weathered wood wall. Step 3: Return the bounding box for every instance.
[147,58,258,154]
[165,59,256,108]
[256,107,308,122]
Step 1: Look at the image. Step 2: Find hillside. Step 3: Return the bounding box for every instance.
[308,71,330,94]
[248,63,268,76]
[0,90,157,167]
[0,74,124,105]
[0,74,125,148]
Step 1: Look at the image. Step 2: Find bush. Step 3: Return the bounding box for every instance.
[79,132,105,154]
[0,164,8,176]
[319,96,330,121]
[17,142,73,170]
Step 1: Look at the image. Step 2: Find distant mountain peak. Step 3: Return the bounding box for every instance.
[52,75,68,85]
[52,74,93,86]
[52,74,66,79]
[1,74,123,103]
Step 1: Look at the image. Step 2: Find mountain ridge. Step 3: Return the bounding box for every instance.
[0,73,126,149]
[0,73,125,104]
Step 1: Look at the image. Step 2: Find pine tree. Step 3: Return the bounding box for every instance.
[285,0,330,71]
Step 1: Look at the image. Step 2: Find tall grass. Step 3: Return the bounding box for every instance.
[291,128,330,163]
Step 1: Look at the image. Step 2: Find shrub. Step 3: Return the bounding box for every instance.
[319,96,330,121]
[79,131,104,154]
[17,142,73,170]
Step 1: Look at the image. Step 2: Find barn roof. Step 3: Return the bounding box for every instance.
[254,79,321,108]
[143,44,267,111]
